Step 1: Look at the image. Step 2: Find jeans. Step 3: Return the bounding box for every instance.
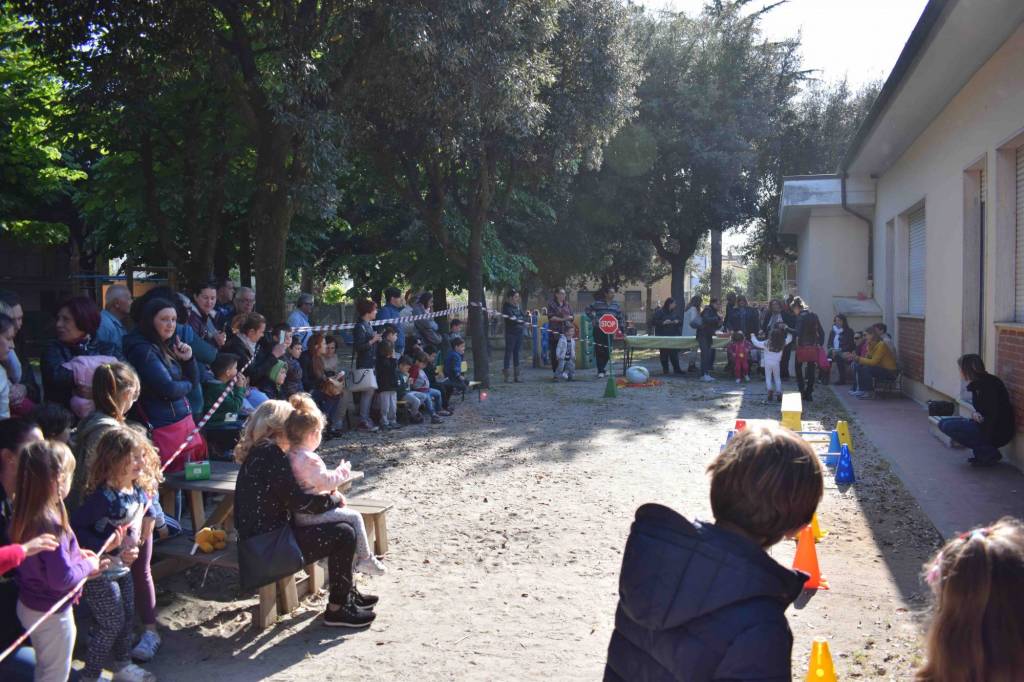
[659,348,681,373]
[596,334,611,374]
[698,336,715,375]
[504,331,522,370]
[855,364,896,392]
[939,417,1001,461]
[795,353,817,398]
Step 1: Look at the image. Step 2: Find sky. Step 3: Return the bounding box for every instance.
[638,0,929,87]
[638,0,931,87]
[637,0,929,251]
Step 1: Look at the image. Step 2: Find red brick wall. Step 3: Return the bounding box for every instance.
[898,316,925,381]
[997,327,1024,431]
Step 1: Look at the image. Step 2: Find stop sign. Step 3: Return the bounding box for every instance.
[598,313,619,336]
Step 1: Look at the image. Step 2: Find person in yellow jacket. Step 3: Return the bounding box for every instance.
[843,326,897,399]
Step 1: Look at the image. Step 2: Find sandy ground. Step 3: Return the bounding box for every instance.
[142,353,943,681]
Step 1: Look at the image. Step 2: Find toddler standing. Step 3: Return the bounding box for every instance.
[751,327,792,401]
[727,331,752,383]
[12,440,101,682]
[286,396,386,575]
[375,339,400,430]
[554,325,577,381]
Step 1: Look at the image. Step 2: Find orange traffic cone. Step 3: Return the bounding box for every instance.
[793,526,829,589]
[804,637,837,681]
[811,513,827,542]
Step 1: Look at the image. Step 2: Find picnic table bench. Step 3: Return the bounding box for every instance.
[623,335,729,373]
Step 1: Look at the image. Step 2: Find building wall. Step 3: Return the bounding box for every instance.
[794,209,870,317]
[868,21,1024,466]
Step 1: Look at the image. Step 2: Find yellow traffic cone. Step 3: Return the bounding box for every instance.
[805,637,837,682]
[811,513,827,542]
[836,420,854,455]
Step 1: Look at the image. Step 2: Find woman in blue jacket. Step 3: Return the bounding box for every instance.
[124,298,201,472]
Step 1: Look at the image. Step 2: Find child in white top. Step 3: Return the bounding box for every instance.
[751,327,793,402]
[555,326,577,381]
[285,397,385,576]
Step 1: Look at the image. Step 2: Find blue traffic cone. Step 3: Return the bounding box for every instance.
[835,444,855,484]
[828,430,841,454]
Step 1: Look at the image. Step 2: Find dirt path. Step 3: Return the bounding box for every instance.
[146,358,942,681]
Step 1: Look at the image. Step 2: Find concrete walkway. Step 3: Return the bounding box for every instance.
[832,385,1024,538]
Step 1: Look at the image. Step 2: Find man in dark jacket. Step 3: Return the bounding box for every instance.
[605,426,824,681]
[692,299,722,381]
[586,288,624,379]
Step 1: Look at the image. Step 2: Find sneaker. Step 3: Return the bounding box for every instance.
[855,392,873,400]
[597,372,606,379]
[735,378,741,384]
[438,409,454,416]
[323,601,376,628]
[701,374,714,382]
[848,387,860,395]
[430,414,443,425]
[355,554,387,576]
[552,375,560,382]
[357,421,379,433]
[112,662,156,682]
[561,372,569,380]
[352,587,379,608]
[130,630,161,663]
[744,375,751,383]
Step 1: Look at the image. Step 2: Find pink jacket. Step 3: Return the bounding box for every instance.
[62,354,119,417]
[288,447,351,495]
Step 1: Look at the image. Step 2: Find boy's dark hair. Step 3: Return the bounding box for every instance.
[380,339,394,356]
[382,323,398,336]
[239,312,266,335]
[450,318,463,329]
[325,335,338,347]
[398,354,414,368]
[731,331,743,343]
[271,322,291,335]
[707,425,823,547]
[211,352,240,379]
[423,344,438,355]
[0,417,38,453]
[384,287,401,302]
[413,350,429,364]
[452,337,466,349]
[30,403,73,439]
[289,335,303,348]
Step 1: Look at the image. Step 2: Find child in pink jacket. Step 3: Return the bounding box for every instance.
[285,396,385,576]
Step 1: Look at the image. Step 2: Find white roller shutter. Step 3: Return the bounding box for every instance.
[908,206,926,316]
[1016,148,1024,320]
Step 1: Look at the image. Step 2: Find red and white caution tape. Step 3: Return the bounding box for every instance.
[291,305,469,333]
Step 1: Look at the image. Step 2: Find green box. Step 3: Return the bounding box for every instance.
[185,461,210,481]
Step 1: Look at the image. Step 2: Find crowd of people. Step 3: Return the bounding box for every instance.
[0,281,468,680]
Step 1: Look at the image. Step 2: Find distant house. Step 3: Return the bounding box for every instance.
[778,0,1024,467]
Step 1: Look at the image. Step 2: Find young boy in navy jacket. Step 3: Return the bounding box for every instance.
[605,425,824,681]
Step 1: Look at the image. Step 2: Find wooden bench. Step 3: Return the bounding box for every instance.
[347,497,394,555]
[780,392,802,431]
[151,535,326,630]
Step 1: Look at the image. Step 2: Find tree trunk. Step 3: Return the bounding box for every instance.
[710,229,723,301]
[467,221,489,388]
[239,225,253,288]
[250,126,294,323]
[670,252,687,304]
[433,287,449,336]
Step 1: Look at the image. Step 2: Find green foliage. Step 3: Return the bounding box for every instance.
[696,265,741,300]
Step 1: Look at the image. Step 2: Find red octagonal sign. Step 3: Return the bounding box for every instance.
[598,313,619,336]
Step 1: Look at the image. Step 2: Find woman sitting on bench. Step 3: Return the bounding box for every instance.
[938,354,1014,467]
[234,397,378,628]
[845,326,897,400]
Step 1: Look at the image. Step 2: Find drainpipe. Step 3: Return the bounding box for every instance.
[840,173,874,291]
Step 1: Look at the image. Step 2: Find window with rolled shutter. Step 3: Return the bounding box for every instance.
[1015,148,1024,320]
[907,206,926,316]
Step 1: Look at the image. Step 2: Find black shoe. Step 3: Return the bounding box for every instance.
[352,588,379,608]
[968,452,1003,467]
[323,601,376,628]
[673,370,686,375]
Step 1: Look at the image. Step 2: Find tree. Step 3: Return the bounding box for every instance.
[747,78,881,260]
[348,0,641,386]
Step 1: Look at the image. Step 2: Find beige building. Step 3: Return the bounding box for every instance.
[779,0,1024,468]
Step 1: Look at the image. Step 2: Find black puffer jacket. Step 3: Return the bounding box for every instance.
[968,373,1015,448]
[605,504,805,682]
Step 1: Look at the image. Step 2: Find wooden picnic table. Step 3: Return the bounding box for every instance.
[159,460,364,532]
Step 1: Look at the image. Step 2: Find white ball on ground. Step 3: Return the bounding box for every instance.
[626,366,650,385]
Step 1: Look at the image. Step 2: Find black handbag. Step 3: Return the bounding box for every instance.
[237,524,305,591]
[927,400,956,417]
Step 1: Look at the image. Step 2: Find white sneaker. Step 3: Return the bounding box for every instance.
[112,662,156,682]
[354,555,387,576]
[735,378,741,384]
[701,374,714,382]
[561,372,569,380]
[597,372,606,379]
[744,375,751,383]
[131,630,161,663]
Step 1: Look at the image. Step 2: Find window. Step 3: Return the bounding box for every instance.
[1016,147,1024,320]
[907,206,926,316]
